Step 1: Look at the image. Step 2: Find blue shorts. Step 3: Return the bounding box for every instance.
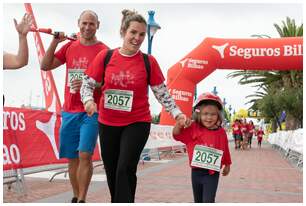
[59,111,99,159]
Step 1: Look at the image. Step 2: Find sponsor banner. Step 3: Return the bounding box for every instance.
[145,124,183,149]
[25,3,62,113]
[180,58,209,69]
[169,89,193,102]
[160,37,303,125]
[3,107,100,171]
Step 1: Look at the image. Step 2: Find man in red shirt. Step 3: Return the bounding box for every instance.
[40,10,108,203]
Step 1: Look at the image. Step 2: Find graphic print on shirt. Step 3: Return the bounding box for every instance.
[111,70,135,88]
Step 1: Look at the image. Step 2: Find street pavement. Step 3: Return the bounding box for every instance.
[3,140,303,203]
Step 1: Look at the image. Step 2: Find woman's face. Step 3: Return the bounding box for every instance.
[122,21,146,55]
[199,105,219,129]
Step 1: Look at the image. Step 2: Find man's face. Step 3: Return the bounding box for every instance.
[78,12,99,40]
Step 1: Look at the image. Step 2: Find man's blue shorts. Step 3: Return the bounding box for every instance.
[59,111,99,159]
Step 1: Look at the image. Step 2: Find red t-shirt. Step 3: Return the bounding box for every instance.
[85,48,165,126]
[173,122,232,174]
[257,130,264,139]
[248,124,255,134]
[232,122,241,135]
[55,40,108,112]
[240,123,248,134]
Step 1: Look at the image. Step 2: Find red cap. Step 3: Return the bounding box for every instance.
[194,92,223,110]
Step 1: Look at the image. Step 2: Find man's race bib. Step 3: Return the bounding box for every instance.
[104,89,133,112]
[68,69,85,87]
[191,145,223,172]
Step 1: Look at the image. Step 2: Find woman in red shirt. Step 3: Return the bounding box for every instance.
[247,120,255,148]
[232,119,241,149]
[240,118,249,150]
[173,92,232,203]
[81,10,187,203]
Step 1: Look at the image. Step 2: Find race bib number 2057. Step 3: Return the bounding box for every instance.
[104,89,133,112]
[191,145,223,172]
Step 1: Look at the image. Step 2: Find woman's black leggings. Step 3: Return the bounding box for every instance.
[99,122,151,203]
[191,168,220,203]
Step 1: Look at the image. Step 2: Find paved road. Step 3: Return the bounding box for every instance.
[3,140,302,203]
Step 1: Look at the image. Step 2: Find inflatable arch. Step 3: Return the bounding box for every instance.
[159,37,303,125]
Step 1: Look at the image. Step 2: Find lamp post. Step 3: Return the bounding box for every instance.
[223,98,227,107]
[147,10,161,54]
[228,104,232,122]
[211,86,218,95]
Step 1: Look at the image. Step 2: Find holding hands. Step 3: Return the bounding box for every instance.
[175,113,192,129]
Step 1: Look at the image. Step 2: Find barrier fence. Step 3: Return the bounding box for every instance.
[268,129,303,169]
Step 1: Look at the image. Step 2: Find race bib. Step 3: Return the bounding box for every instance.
[191,145,223,172]
[104,89,133,112]
[68,69,85,87]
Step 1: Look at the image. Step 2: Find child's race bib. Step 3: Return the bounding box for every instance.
[104,89,133,112]
[191,145,223,172]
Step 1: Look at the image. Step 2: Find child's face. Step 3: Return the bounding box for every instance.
[199,105,219,129]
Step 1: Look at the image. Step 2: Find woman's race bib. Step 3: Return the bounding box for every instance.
[104,89,133,112]
[191,145,223,172]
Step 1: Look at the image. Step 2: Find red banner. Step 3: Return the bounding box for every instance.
[160,37,303,125]
[3,107,101,171]
[24,3,62,114]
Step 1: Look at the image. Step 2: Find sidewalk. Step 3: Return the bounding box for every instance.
[3,140,303,203]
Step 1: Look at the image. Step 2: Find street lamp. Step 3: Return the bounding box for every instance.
[228,105,232,113]
[228,105,232,122]
[211,86,218,95]
[223,98,227,107]
[147,10,161,54]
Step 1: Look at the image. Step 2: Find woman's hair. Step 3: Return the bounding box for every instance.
[120,9,147,37]
[193,100,224,128]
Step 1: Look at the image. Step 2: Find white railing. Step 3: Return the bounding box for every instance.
[268,129,303,169]
[268,129,303,154]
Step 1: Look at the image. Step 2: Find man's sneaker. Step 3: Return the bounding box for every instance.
[78,200,85,203]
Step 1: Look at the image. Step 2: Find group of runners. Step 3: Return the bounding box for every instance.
[231,118,265,149]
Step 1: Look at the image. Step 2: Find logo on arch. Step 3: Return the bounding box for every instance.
[212,43,229,59]
[179,58,208,69]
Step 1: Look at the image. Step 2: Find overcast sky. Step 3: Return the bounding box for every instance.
[3,2,303,114]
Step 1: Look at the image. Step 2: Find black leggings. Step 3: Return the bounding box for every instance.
[191,168,220,203]
[99,122,151,203]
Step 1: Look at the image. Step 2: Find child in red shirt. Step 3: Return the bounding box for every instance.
[173,92,232,203]
[256,127,265,148]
